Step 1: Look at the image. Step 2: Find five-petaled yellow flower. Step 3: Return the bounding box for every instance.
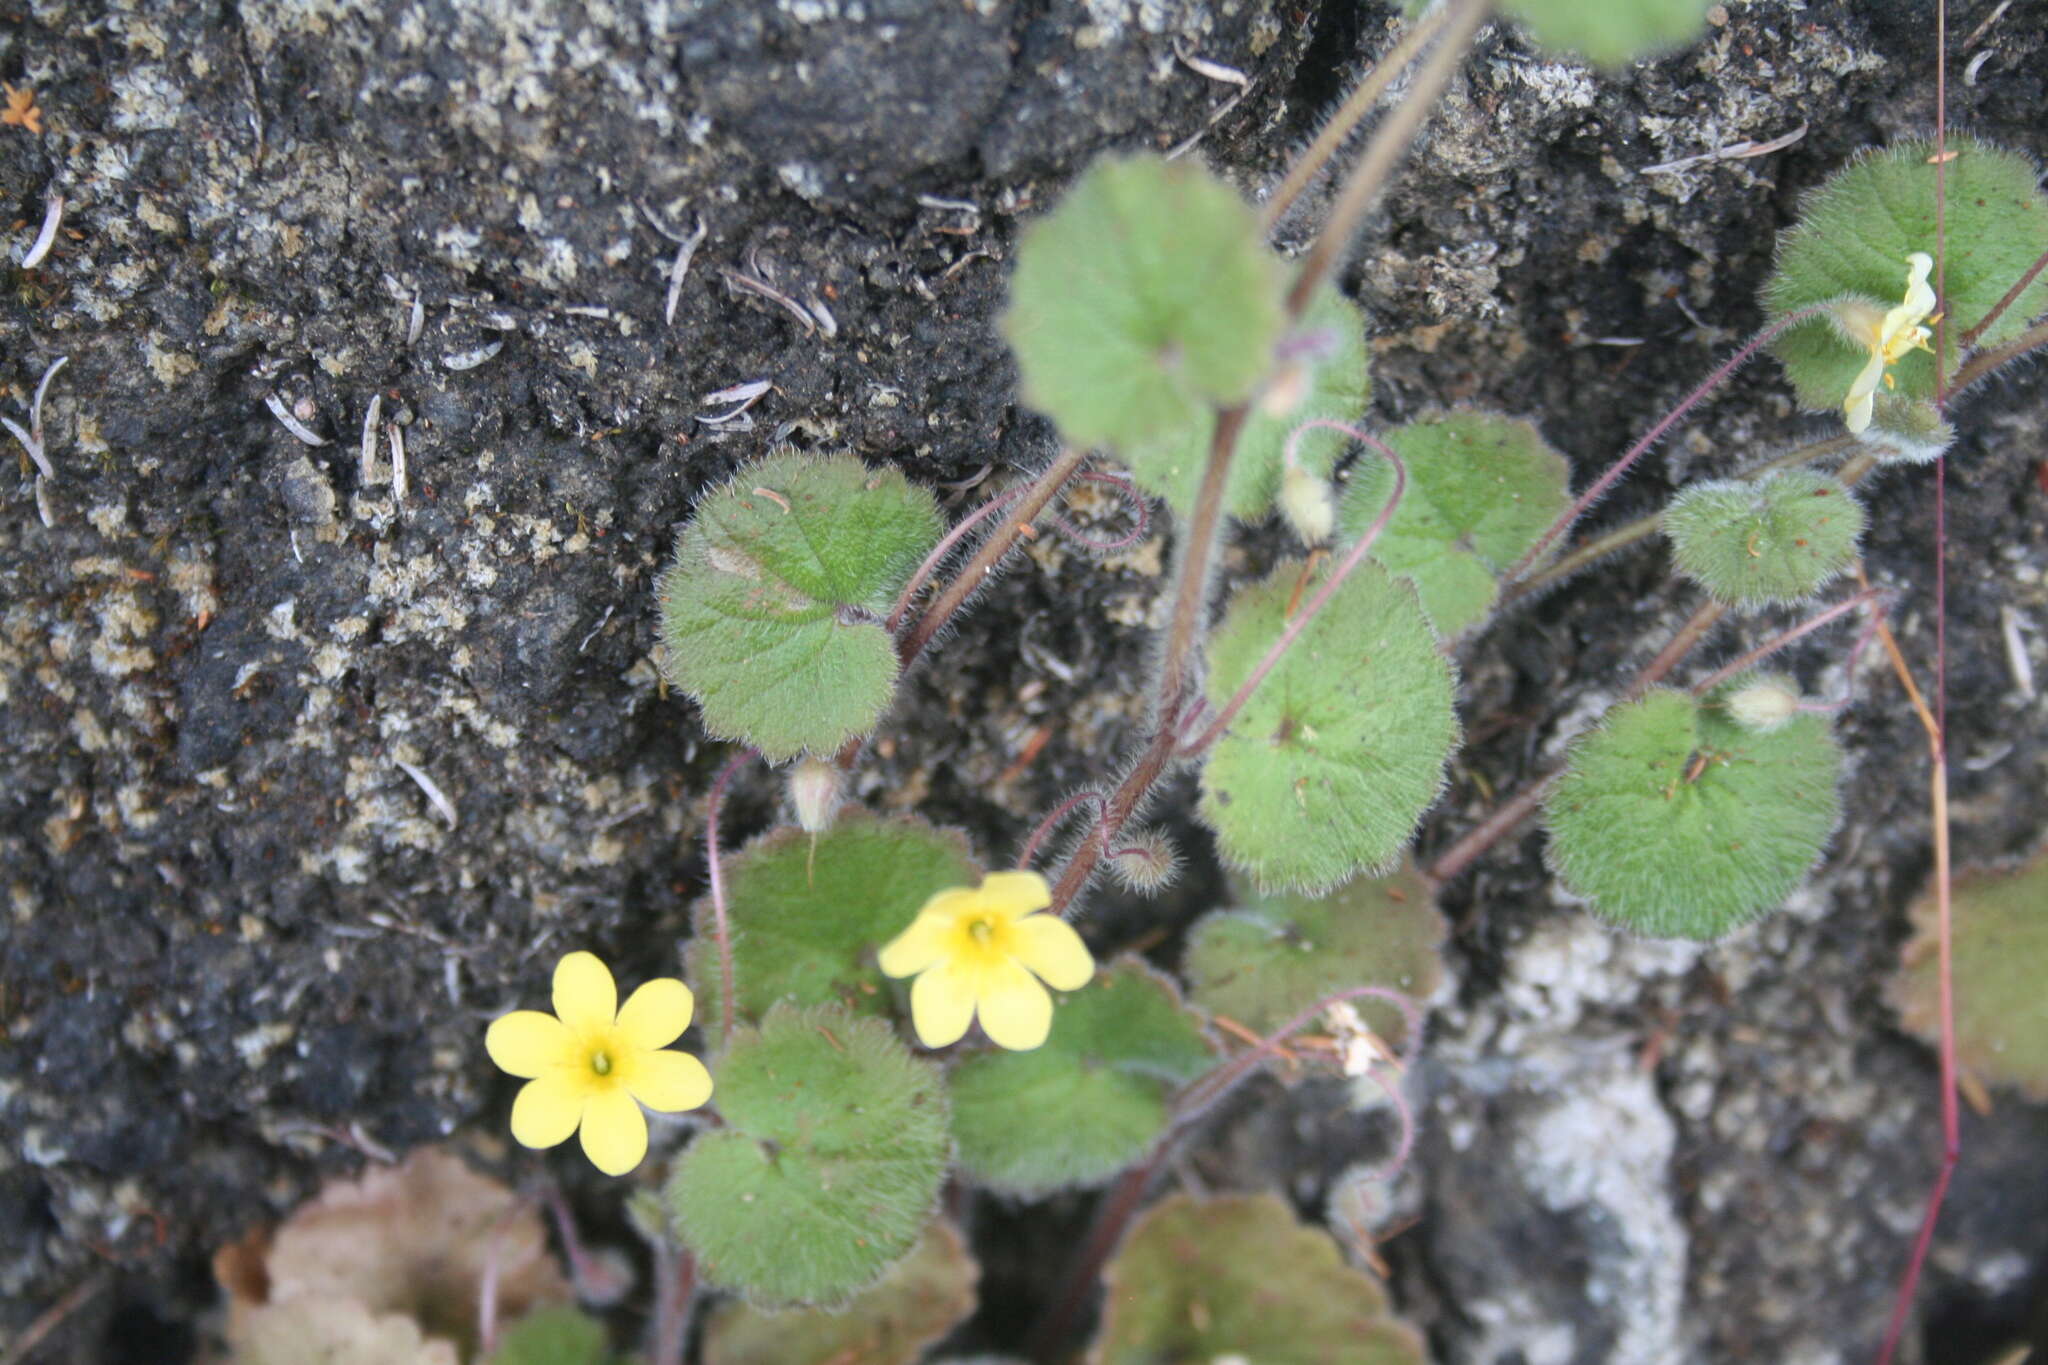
[1839,251,1937,434]
[485,951,713,1176]
[878,871,1094,1051]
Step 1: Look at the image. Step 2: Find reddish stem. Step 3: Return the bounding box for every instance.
[885,482,1030,634]
[1019,789,1106,871]
[1050,470,1152,553]
[1183,421,1407,755]
[1504,306,1830,588]
[650,1242,698,1365]
[1687,588,1886,698]
[1878,9,1960,1355]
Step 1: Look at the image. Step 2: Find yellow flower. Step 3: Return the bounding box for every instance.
[485,951,713,1176]
[878,871,1094,1050]
[1840,252,1937,434]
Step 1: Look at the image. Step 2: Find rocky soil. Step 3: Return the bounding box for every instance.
[3,1,2046,1362]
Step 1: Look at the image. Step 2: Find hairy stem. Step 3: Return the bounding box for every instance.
[650,1242,698,1365]
[899,446,1089,666]
[1424,774,1556,884]
[1184,421,1407,755]
[1504,306,1830,588]
[1687,588,1886,698]
[1502,434,1857,603]
[1261,3,1455,231]
[1947,316,2048,394]
[1955,242,2048,350]
[1285,0,1492,317]
[1049,409,1247,914]
[885,482,1030,633]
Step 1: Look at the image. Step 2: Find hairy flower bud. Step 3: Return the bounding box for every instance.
[1279,463,1335,547]
[788,756,843,834]
[1726,678,1801,733]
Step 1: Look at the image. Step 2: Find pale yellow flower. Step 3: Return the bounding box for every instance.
[1840,252,1937,434]
[878,871,1094,1050]
[485,951,713,1176]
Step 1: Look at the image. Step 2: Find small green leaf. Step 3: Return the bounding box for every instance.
[1118,283,1371,522]
[688,810,978,1036]
[1184,860,1444,1049]
[658,450,941,761]
[1338,411,1572,636]
[484,1308,615,1365]
[1003,154,1286,453]
[1661,471,1865,608]
[1766,137,2048,431]
[1890,850,2048,1102]
[701,1220,978,1365]
[1543,684,1842,939]
[1498,0,1711,66]
[1089,1193,1427,1365]
[666,1005,951,1308]
[1200,560,1460,893]
[948,962,1214,1198]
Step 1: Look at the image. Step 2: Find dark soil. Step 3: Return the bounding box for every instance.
[3,2,2046,1362]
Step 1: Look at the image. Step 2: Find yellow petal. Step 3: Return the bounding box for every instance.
[878,913,953,979]
[910,886,981,927]
[623,1048,714,1113]
[1843,386,1876,434]
[1012,914,1094,992]
[975,870,1053,922]
[975,959,1054,1051]
[615,978,693,1051]
[510,1071,587,1150]
[909,961,977,1048]
[485,1010,578,1079]
[578,1086,648,1176]
[553,951,617,1038]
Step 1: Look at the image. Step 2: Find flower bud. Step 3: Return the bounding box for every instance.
[1726,678,1801,732]
[1108,829,1182,894]
[788,755,842,834]
[1279,463,1335,547]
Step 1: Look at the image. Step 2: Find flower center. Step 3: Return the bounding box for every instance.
[968,917,995,945]
[590,1048,613,1077]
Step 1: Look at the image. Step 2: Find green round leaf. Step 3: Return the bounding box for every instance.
[1765,137,2048,422]
[1200,559,1460,893]
[1890,850,2048,1103]
[948,962,1214,1198]
[1543,684,1842,939]
[666,1005,951,1309]
[1184,860,1444,1049]
[1089,1193,1426,1365]
[1119,283,1371,522]
[1003,154,1286,453]
[701,1220,977,1365]
[1661,471,1865,608]
[658,450,941,762]
[1499,0,1711,67]
[484,1308,616,1365]
[689,810,978,1037]
[1338,411,1572,636]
